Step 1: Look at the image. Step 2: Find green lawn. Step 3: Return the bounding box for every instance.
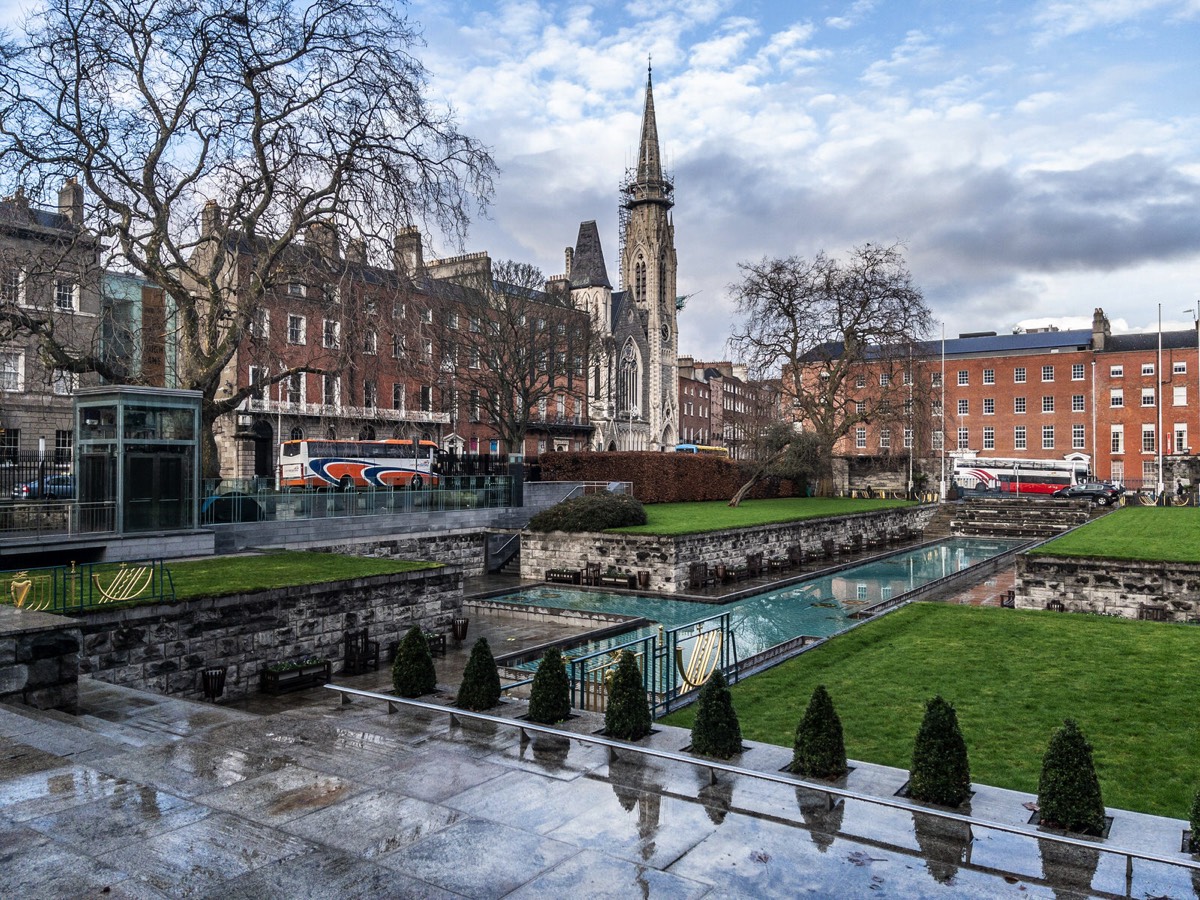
[660,603,1200,818]
[167,551,440,600]
[610,497,912,535]
[1031,507,1200,563]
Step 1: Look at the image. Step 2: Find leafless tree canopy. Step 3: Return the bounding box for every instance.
[728,243,934,492]
[0,0,495,467]
[423,260,594,453]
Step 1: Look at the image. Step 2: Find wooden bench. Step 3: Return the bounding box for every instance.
[423,631,447,657]
[545,568,582,585]
[343,628,380,675]
[598,573,636,589]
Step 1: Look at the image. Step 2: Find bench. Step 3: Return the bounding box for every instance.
[343,628,380,675]
[423,631,447,657]
[598,573,636,589]
[545,568,582,585]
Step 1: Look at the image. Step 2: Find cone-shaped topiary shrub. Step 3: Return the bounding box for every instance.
[689,669,742,759]
[1189,787,1200,852]
[604,650,652,740]
[455,637,502,710]
[392,626,436,698]
[1037,719,1107,835]
[792,684,848,779]
[527,647,571,724]
[908,695,971,807]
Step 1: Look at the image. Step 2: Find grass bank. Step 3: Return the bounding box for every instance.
[167,551,440,600]
[610,497,912,536]
[1030,507,1200,563]
[660,602,1200,818]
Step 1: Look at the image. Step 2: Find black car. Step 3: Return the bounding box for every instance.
[1052,482,1122,505]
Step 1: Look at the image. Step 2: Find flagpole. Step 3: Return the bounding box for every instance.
[940,322,946,500]
[1158,303,1164,499]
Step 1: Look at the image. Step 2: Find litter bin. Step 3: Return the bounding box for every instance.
[451,616,470,641]
[201,666,227,701]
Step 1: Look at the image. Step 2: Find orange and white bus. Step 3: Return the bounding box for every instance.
[952,456,1088,495]
[277,439,440,490]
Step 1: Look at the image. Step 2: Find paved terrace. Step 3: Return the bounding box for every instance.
[2,606,1198,899]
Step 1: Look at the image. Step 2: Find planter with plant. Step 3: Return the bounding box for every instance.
[392,625,437,698]
[791,684,848,780]
[1037,718,1108,836]
[604,650,652,740]
[689,669,742,759]
[260,657,331,695]
[908,696,971,807]
[456,637,502,711]
[527,647,571,724]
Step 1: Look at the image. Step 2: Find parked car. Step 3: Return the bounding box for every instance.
[11,474,76,500]
[1052,482,1123,505]
[201,491,265,524]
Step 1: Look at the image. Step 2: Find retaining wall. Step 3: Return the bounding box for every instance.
[0,606,81,712]
[520,505,938,593]
[73,567,462,702]
[1015,554,1200,622]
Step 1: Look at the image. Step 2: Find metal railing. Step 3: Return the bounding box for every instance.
[0,500,116,540]
[326,686,1200,897]
[2,558,175,612]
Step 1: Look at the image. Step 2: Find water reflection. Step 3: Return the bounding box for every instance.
[796,786,844,853]
[694,769,733,826]
[609,755,664,861]
[1039,835,1099,899]
[912,811,972,885]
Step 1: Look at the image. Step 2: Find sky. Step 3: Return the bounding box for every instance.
[407,0,1200,362]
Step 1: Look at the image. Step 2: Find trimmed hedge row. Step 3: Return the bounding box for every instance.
[536,451,804,504]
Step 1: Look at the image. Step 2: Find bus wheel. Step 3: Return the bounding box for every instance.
[410,475,424,490]
[339,476,354,492]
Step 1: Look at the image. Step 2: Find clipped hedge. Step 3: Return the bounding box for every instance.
[908,696,972,808]
[1190,788,1200,852]
[689,670,742,759]
[527,647,571,725]
[527,492,647,532]
[1037,719,1107,836]
[392,626,437,698]
[604,650,652,740]
[536,451,804,503]
[792,684,848,780]
[455,637,502,711]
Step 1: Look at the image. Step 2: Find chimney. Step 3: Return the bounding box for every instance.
[58,178,83,225]
[304,221,340,260]
[201,200,221,238]
[1091,307,1110,352]
[564,246,573,279]
[345,239,367,265]
[393,226,424,275]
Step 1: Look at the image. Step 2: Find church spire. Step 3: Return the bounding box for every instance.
[626,61,673,209]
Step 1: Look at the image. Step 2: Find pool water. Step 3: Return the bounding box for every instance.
[492,537,1023,664]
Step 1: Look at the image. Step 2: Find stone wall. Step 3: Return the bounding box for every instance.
[521,505,937,593]
[327,531,489,576]
[0,607,81,712]
[1015,554,1200,622]
[74,567,462,702]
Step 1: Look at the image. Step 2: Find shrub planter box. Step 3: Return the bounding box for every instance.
[260,659,331,695]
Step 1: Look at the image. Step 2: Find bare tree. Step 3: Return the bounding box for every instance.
[728,243,934,498]
[0,0,495,475]
[422,260,594,455]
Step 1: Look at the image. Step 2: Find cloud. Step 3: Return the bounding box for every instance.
[1032,0,1200,38]
[825,0,878,31]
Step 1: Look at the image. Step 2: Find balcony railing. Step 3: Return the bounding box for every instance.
[243,397,450,425]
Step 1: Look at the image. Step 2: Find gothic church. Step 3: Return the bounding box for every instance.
[566,67,679,451]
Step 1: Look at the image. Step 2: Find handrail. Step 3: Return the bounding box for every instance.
[326,684,1200,887]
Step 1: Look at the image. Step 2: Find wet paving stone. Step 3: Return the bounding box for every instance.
[282,788,464,858]
[505,848,713,900]
[381,817,577,899]
[0,821,165,898]
[96,811,315,897]
[197,764,362,824]
[0,735,71,779]
[371,746,509,803]
[445,766,614,834]
[92,742,292,798]
[0,764,134,821]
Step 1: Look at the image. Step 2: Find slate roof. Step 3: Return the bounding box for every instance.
[569,221,611,290]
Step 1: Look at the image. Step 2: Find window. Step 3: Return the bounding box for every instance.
[957,399,969,416]
[957,370,969,386]
[1072,363,1085,380]
[365,299,376,316]
[931,372,942,387]
[0,351,24,391]
[879,373,891,387]
[0,428,18,463]
[932,430,944,450]
[1110,365,1123,377]
[1014,426,1027,450]
[363,380,377,409]
[1174,386,1187,407]
[1072,394,1085,412]
[392,382,406,410]
[856,584,868,601]
[363,328,377,355]
[855,427,866,448]
[879,428,891,449]
[1141,388,1155,407]
[983,398,994,415]
[392,302,406,319]
[470,347,481,369]
[855,401,866,415]
[1174,361,1187,375]
[55,278,77,311]
[556,394,565,418]
[1041,365,1054,382]
[54,429,72,465]
[903,428,913,449]
[1042,396,1054,413]
[1014,397,1026,414]
[1111,425,1123,453]
[1111,461,1124,485]
[420,308,433,325]
[1110,388,1123,408]
[1175,424,1188,454]
[322,319,340,348]
[1072,424,1085,450]
[469,390,481,421]
[855,374,865,389]
[322,374,340,406]
[51,368,76,395]
[392,334,406,358]
[422,338,433,361]
[983,368,995,385]
[1042,425,1055,449]
[287,314,306,344]
[0,268,22,304]
[469,316,482,333]
[957,428,970,450]
[1014,367,1026,383]
[247,368,267,402]
[447,312,459,330]
[420,385,432,412]
[1142,424,1155,453]
[1143,460,1158,484]
[932,400,943,416]
[286,373,303,404]
[537,397,547,420]
[1141,363,1155,376]
[287,282,306,298]
[983,426,995,450]
[250,308,269,339]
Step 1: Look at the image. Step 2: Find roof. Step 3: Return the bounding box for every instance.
[1106,330,1197,353]
[569,221,611,290]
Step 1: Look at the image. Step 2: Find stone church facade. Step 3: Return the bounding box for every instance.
[567,68,680,451]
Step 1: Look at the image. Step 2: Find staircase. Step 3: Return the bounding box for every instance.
[949,497,1096,539]
[921,503,957,539]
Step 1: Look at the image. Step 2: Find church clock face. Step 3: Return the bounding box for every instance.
[660,323,670,343]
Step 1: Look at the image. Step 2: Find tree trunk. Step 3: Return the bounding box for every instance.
[728,446,790,507]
